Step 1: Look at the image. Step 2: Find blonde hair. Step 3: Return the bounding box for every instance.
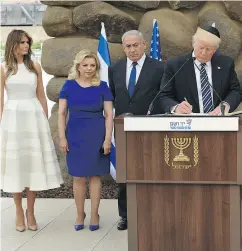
[4,29,37,79]
[68,49,100,86]
[192,27,221,49]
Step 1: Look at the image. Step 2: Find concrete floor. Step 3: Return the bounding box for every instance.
[1,198,128,251]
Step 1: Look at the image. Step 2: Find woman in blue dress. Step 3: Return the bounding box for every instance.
[58,50,113,231]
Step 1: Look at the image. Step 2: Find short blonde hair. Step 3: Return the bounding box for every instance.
[68,49,100,86]
[192,27,221,49]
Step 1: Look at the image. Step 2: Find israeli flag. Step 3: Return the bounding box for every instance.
[97,22,116,180]
[150,19,162,61]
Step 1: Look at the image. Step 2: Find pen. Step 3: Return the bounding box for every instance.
[184,97,193,113]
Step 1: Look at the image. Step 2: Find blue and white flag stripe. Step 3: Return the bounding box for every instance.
[97,22,116,180]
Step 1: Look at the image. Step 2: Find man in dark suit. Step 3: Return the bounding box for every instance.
[159,25,241,114]
[109,30,164,230]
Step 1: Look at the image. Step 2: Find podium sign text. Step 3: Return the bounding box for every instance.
[124,116,239,131]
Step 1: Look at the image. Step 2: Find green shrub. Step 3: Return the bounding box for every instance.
[0,42,5,50]
[32,42,41,49]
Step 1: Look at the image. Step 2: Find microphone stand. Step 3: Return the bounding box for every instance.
[147,55,192,115]
[220,101,226,116]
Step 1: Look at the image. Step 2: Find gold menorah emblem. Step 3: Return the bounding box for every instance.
[171,137,191,162]
[164,135,199,169]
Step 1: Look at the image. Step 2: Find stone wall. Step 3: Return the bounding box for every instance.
[40,0,242,184]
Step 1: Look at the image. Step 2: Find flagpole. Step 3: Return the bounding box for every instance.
[150,18,162,62]
[97,22,116,180]
[153,18,156,26]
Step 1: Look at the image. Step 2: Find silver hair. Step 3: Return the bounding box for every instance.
[122,30,144,44]
[192,28,221,49]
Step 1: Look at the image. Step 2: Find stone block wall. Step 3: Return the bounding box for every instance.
[40,0,242,184]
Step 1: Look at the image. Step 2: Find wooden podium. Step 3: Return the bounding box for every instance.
[114,115,242,251]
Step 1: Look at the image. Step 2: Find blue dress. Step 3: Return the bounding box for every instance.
[59,80,114,177]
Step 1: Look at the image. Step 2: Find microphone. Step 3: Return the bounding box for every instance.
[147,55,192,115]
[192,57,226,115]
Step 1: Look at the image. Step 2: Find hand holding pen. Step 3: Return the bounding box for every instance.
[174,97,193,114]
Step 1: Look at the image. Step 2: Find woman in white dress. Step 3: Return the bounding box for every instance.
[0,30,63,232]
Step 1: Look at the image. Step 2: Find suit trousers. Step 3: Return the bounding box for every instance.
[118,183,127,218]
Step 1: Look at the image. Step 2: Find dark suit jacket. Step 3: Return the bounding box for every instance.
[108,56,164,116]
[159,52,241,113]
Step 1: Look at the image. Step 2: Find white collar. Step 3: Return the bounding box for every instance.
[192,51,211,68]
[127,53,146,67]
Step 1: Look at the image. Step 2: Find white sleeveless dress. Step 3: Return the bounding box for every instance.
[0,62,63,192]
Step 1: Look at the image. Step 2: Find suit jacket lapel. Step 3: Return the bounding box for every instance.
[211,55,222,106]
[120,59,129,97]
[131,56,151,98]
[186,57,200,110]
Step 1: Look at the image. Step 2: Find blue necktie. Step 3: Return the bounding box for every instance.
[200,63,213,113]
[128,62,137,97]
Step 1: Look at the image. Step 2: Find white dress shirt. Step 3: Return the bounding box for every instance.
[126,53,146,89]
[193,53,213,113]
[172,54,229,114]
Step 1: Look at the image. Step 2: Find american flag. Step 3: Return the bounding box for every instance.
[150,19,162,62]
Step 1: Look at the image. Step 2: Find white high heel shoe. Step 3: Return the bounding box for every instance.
[16,210,26,232]
[16,225,26,232]
[26,210,37,231]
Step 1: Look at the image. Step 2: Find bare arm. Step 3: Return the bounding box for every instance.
[103,101,113,155]
[0,65,5,120]
[58,98,69,153]
[35,62,48,117]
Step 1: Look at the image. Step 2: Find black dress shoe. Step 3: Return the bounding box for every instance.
[117,217,127,230]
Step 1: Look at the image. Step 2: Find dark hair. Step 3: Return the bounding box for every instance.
[4,29,37,78]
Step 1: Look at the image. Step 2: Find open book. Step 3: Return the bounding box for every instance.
[172,110,242,116]
[225,110,242,116]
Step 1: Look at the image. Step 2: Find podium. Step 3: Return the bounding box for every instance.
[114,115,242,251]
